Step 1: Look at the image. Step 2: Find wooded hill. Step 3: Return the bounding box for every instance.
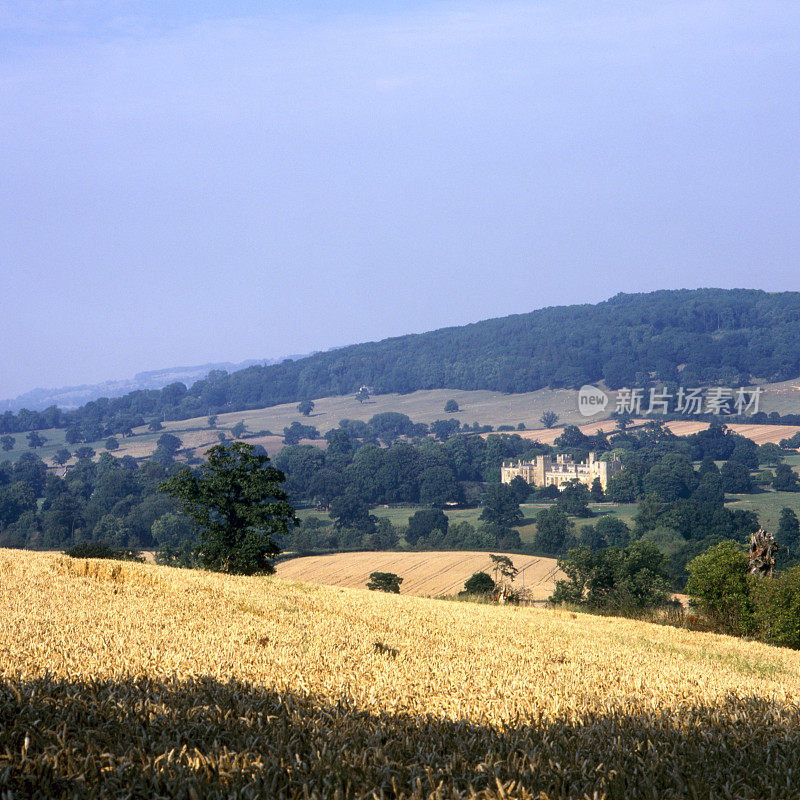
[4,288,800,435]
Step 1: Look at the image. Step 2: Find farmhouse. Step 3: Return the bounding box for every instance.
[500,452,622,491]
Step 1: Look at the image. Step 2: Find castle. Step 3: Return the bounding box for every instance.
[500,452,622,491]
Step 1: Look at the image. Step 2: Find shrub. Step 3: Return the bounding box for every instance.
[749,567,800,649]
[685,541,753,636]
[65,543,144,562]
[366,572,403,593]
[462,571,495,595]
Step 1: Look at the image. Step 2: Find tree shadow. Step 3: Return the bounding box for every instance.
[1,674,798,798]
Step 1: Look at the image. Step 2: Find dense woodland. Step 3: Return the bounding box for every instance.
[4,288,800,436]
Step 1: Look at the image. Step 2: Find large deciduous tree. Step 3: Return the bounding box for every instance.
[159,441,297,575]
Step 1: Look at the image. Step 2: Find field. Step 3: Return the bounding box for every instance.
[5,379,800,468]
[2,550,800,798]
[726,489,800,535]
[275,550,562,599]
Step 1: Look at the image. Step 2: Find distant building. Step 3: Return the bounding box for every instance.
[500,452,622,491]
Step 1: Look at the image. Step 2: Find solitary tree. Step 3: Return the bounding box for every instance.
[75,446,96,461]
[540,411,559,429]
[489,553,519,584]
[231,420,248,439]
[444,399,459,413]
[0,435,15,452]
[26,431,46,448]
[207,415,218,429]
[356,386,370,404]
[298,400,315,416]
[159,441,298,575]
[366,571,403,593]
[105,437,119,451]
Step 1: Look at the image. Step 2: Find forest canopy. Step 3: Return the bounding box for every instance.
[3,288,800,436]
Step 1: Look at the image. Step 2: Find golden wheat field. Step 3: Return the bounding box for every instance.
[2,550,800,799]
[275,551,562,600]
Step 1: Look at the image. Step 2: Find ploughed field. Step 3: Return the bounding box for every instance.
[2,550,800,799]
[275,550,562,599]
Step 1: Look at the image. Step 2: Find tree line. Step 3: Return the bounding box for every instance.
[5,288,800,437]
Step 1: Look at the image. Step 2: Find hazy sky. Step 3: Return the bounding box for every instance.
[2,1,799,398]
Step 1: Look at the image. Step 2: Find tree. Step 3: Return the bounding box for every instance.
[533,507,575,554]
[74,446,95,461]
[489,553,519,583]
[329,492,376,534]
[406,508,449,546]
[0,435,15,452]
[556,479,593,517]
[444,399,459,413]
[463,571,495,595]
[159,441,297,575]
[366,571,402,593]
[749,566,800,648]
[430,419,460,441]
[758,443,784,466]
[686,540,753,635]
[540,411,559,429]
[298,400,315,416]
[105,437,119,451]
[356,386,370,404]
[720,460,753,494]
[26,431,46,448]
[65,427,83,444]
[605,469,640,503]
[590,477,605,502]
[777,507,800,551]
[594,515,632,548]
[480,483,523,526]
[552,540,670,610]
[231,420,248,439]
[148,419,164,432]
[774,463,800,492]
[283,421,320,445]
[207,415,218,428]
[508,475,531,504]
[53,447,71,466]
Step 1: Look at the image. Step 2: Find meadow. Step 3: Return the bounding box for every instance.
[1,550,799,798]
[4,380,800,466]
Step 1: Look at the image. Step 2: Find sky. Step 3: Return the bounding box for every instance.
[2,1,799,398]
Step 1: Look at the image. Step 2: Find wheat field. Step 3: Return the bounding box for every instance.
[2,550,800,798]
[275,551,562,600]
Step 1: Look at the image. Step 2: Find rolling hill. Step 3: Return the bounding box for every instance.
[2,549,799,798]
[4,288,800,437]
[275,550,562,599]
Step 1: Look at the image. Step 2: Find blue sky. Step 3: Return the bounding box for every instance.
[2,1,799,398]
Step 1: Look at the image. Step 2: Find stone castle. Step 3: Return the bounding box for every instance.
[500,452,622,491]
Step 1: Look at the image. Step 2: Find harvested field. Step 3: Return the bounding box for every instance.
[519,419,800,447]
[2,550,800,799]
[275,550,562,599]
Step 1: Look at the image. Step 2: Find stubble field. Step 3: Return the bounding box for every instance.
[2,550,800,798]
[275,550,562,599]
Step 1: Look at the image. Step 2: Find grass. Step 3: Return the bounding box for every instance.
[2,549,800,798]
[6,378,800,467]
[726,489,800,532]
